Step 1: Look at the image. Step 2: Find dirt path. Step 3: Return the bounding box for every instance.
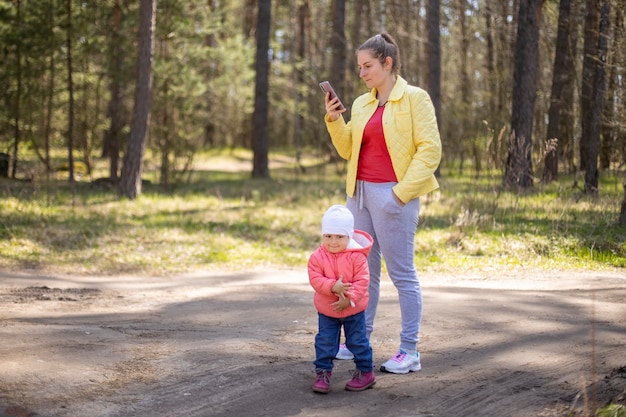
[0,269,624,417]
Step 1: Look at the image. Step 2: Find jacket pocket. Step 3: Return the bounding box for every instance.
[394,111,412,133]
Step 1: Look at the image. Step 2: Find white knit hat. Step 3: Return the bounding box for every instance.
[321,205,354,238]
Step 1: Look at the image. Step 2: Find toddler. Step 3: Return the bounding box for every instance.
[308,204,375,393]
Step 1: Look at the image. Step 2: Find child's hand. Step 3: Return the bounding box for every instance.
[331,293,351,312]
[331,276,351,295]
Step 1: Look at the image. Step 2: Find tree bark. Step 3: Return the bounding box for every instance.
[350,1,370,101]
[251,0,271,179]
[293,1,309,172]
[119,0,156,199]
[504,0,545,190]
[331,0,346,105]
[456,0,471,176]
[543,0,572,183]
[580,0,598,177]
[427,0,441,177]
[65,0,75,183]
[104,0,123,181]
[11,0,22,179]
[615,0,625,168]
[43,2,55,178]
[580,0,609,195]
[559,0,580,173]
[586,0,609,195]
[600,2,619,170]
[427,0,442,152]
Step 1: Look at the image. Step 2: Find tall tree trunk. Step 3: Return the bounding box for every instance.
[504,0,545,190]
[586,0,610,194]
[65,0,75,183]
[251,0,271,179]
[43,1,55,178]
[580,0,609,195]
[119,0,156,199]
[612,1,625,168]
[293,1,309,173]
[11,0,22,179]
[492,1,517,170]
[560,0,581,172]
[484,2,499,168]
[427,0,441,177]
[599,1,618,170]
[484,2,509,170]
[350,0,370,100]
[543,0,572,183]
[456,0,470,175]
[331,0,346,106]
[580,0,598,178]
[104,0,123,181]
[415,0,426,88]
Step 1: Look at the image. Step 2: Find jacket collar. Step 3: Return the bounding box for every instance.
[363,75,408,107]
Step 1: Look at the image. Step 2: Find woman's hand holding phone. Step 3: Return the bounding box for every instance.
[319,81,346,121]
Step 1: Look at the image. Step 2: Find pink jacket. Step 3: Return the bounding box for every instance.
[308,230,373,318]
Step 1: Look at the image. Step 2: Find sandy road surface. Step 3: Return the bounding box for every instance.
[0,269,624,417]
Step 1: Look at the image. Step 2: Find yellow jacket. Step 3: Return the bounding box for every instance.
[325,76,442,204]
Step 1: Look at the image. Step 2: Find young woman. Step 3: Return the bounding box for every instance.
[323,33,442,374]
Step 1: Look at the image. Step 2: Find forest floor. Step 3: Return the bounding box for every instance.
[0,268,624,417]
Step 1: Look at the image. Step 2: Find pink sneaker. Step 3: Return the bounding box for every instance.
[345,369,376,391]
[380,350,421,374]
[312,370,332,393]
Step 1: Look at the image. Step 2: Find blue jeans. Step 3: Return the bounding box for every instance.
[313,311,373,372]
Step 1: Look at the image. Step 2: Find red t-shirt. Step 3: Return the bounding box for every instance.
[357,106,398,182]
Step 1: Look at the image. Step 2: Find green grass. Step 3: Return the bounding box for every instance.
[598,404,626,417]
[1,149,625,276]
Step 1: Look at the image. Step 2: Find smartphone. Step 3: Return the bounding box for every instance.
[319,81,346,110]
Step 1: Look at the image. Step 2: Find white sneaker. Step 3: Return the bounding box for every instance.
[335,343,354,360]
[380,350,421,374]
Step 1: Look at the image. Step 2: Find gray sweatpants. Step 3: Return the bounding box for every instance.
[347,180,422,352]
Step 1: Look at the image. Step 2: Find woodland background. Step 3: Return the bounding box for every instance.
[0,0,624,201]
